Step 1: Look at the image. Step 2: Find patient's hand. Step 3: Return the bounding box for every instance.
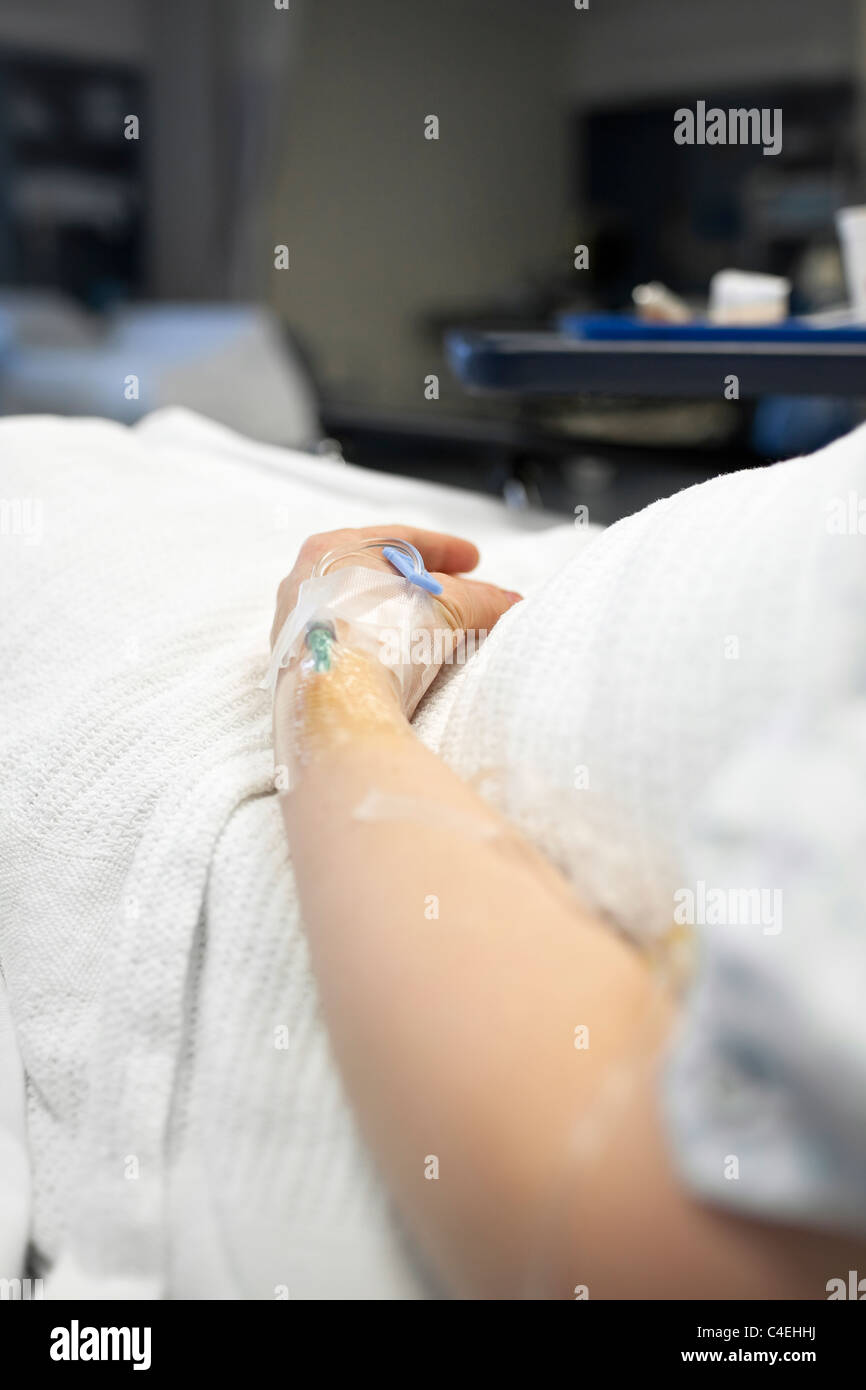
[270,524,521,653]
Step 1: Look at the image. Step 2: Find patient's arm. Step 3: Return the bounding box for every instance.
[273,526,866,1299]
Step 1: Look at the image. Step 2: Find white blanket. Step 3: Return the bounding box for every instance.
[0,408,582,1299]
[4,406,865,1298]
[0,971,29,1289]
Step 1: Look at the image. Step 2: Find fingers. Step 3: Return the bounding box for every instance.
[272,526,497,650]
[433,574,522,635]
[297,525,478,575]
[349,526,480,576]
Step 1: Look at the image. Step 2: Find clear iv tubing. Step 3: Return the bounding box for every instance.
[262,534,452,703]
[313,537,426,579]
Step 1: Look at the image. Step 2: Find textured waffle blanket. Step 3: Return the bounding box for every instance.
[3,407,865,1296]
[0,408,581,1298]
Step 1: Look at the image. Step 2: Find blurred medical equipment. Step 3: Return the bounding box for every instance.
[708,269,791,324]
[632,282,692,324]
[836,205,866,321]
[0,293,320,450]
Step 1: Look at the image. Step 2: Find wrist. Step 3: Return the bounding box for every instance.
[273,639,411,779]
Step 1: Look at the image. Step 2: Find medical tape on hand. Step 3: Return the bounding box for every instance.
[260,564,446,716]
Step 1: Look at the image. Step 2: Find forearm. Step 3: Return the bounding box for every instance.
[274,648,662,1297]
[270,528,866,1300]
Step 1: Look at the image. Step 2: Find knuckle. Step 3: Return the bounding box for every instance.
[438,585,465,630]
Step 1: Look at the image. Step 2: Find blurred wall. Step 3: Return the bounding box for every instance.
[0,0,145,62]
[146,0,219,299]
[570,0,858,102]
[0,0,292,303]
[146,0,300,301]
[4,0,865,412]
[269,0,574,414]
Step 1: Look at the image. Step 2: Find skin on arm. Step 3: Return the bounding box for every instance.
[272,527,866,1300]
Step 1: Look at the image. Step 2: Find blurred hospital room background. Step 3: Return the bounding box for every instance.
[1,0,866,521]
